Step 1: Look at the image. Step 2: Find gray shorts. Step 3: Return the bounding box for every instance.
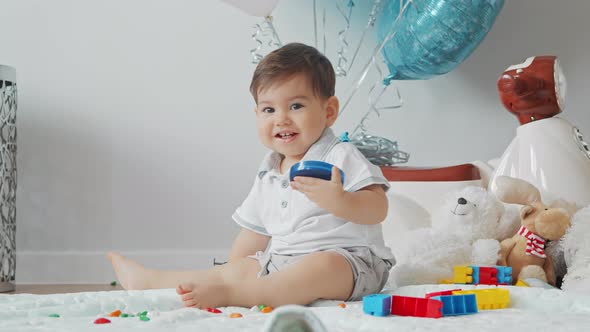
[248,247,394,301]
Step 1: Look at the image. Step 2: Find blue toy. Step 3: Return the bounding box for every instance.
[496,266,513,284]
[289,161,345,184]
[339,132,350,142]
[363,294,391,317]
[431,294,478,317]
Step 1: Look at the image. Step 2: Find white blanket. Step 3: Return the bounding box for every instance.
[2,284,590,331]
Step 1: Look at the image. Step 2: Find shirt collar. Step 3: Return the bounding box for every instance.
[257,128,340,178]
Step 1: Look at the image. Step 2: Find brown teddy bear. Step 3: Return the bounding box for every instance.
[492,176,571,285]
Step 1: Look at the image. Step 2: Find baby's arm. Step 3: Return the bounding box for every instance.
[291,167,388,225]
[228,228,271,262]
[331,184,387,225]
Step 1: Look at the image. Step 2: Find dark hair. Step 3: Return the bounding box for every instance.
[249,43,336,103]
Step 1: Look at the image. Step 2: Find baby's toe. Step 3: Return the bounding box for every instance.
[183,298,197,307]
[181,292,194,301]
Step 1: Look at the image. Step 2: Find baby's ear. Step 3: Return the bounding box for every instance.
[325,96,339,126]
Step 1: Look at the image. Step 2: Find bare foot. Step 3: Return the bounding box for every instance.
[176,282,231,309]
[107,252,153,290]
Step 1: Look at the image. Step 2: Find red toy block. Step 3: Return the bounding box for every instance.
[391,295,442,318]
[479,267,498,285]
[425,289,462,299]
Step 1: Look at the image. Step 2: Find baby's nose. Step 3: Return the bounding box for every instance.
[275,112,291,124]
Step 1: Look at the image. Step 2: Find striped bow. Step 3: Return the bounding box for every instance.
[517,226,546,258]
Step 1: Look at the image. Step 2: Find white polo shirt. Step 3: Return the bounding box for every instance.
[232,128,395,260]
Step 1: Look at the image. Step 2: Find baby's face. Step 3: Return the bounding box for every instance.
[255,73,337,163]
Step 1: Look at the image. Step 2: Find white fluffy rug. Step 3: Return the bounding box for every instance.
[2,284,590,331]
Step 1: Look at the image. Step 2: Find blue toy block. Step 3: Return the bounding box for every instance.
[363,294,391,317]
[470,266,480,284]
[432,294,478,316]
[496,266,513,284]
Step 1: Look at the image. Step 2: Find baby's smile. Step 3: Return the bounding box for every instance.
[275,130,299,143]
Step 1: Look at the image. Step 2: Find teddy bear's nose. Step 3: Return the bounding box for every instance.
[458,197,467,205]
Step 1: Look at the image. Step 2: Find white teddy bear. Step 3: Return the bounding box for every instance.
[560,206,590,293]
[388,186,520,288]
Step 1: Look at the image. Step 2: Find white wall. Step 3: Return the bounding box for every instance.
[1,0,589,283]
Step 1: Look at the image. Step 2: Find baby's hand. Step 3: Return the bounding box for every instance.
[291,166,345,211]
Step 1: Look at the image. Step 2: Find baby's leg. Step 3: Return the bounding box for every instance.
[107,252,260,290]
[178,251,354,309]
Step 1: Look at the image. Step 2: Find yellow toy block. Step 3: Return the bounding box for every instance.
[453,289,510,310]
[515,279,529,287]
[453,266,473,284]
[440,279,454,284]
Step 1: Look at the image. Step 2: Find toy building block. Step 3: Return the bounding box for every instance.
[452,289,510,310]
[453,266,473,284]
[425,289,462,299]
[455,265,512,285]
[496,266,513,284]
[390,295,442,319]
[363,294,392,316]
[515,279,529,287]
[431,294,478,316]
[477,267,498,285]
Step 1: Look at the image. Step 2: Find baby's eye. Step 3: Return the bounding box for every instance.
[262,107,275,114]
[290,103,304,111]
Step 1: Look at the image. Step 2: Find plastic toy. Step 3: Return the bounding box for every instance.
[490,55,590,208]
[338,303,347,308]
[425,289,462,299]
[206,307,222,314]
[339,132,350,142]
[431,294,478,316]
[496,266,513,284]
[476,267,499,285]
[230,313,243,318]
[453,266,512,285]
[94,318,111,324]
[453,289,510,310]
[289,161,345,184]
[109,310,122,317]
[362,294,391,317]
[391,295,443,318]
[261,306,274,313]
[48,314,60,318]
[515,279,529,287]
[454,266,473,284]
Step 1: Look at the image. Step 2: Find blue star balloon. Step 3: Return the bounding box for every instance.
[378,0,504,80]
